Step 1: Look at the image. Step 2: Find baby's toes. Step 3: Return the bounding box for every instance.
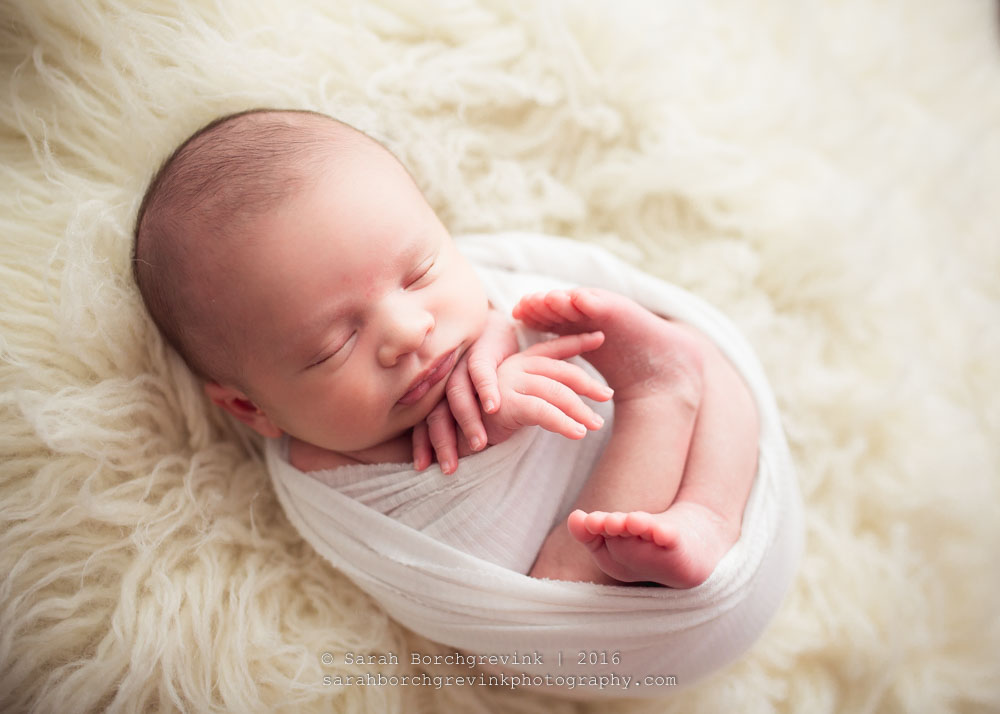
[601,511,629,537]
[624,511,656,539]
[568,510,602,548]
[543,290,588,323]
[513,293,558,329]
[526,292,569,325]
[568,287,615,321]
[582,510,613,535]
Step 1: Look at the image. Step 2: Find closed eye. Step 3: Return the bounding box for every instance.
[405,258,435,289]
[307,353,332,368]
[307,331,355,369]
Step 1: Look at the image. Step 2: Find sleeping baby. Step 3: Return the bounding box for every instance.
[132,109,760,589]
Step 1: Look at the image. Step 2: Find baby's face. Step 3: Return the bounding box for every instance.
[224,140,489,453]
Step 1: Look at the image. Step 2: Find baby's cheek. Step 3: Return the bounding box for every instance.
[462,281,491,335]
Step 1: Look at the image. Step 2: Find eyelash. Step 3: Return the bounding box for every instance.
[406,260,434,288]
[309,331,354,368]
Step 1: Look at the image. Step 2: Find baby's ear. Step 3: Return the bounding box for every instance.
[204,382,283,438]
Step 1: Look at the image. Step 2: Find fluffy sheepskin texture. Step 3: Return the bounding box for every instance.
[1,1,998,712]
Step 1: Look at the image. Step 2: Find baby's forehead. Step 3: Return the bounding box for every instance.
[173,113,426,272]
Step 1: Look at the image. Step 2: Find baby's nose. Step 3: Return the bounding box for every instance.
[376,299,434,367]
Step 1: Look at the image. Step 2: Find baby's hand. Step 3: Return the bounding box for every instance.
[447,309,520,448]
[481,332,613,445]
[412,310,518,474]
[411,330,612,474]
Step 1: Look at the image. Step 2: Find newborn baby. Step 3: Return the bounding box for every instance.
[132,109,759,588]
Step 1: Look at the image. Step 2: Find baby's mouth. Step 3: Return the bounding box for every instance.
[397,349,458,406]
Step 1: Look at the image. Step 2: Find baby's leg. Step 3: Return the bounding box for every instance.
[568,337,758,588]
[515,289,704,521]
[521,289,757,588]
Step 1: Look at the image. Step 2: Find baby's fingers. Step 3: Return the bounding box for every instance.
[522,355,614,403]
[510,393,596,440]
[522,331,606,362]
[464,311,517,413]
[425,400,459,475]
[445,359,488,451]
[514,374,606,435]
[411,421,433,471]
[465,350,501,415]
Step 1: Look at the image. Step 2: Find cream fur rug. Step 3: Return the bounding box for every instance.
[2,1,998,712]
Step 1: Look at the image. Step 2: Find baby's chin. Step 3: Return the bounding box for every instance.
[370,403,445,445]
[384,408,436,445]
[298,385,454,457]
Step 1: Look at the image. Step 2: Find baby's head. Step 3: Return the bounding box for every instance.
[133,109,489,452]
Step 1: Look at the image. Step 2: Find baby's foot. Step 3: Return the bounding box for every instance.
[566,504,740,588]
[512,287,703,403]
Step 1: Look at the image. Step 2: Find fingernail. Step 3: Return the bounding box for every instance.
[575,423,587,437]
[602,386,614,397]
[443,459,456,474]
[591,414,604,428]
[470,435,484,451]
[484,399,496,413]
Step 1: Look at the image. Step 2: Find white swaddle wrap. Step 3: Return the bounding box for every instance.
[268,233,803,697]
